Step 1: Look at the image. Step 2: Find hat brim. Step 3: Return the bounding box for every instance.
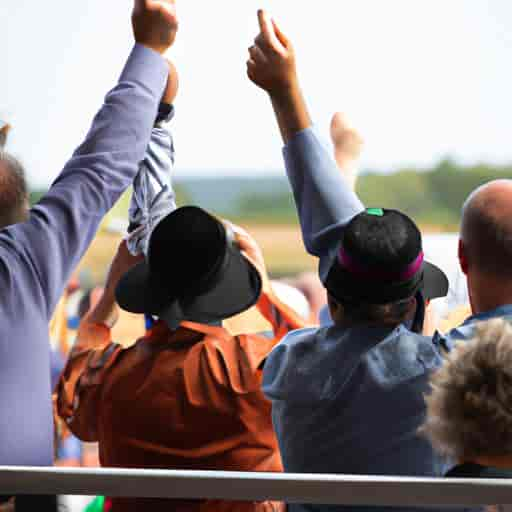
[116,244,262,329]
[115,261,168,315]
[422,261,449,301]
[324,258,449,305]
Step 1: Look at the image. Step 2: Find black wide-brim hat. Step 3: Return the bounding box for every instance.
[324,208,449,305]
[116,206,262,329]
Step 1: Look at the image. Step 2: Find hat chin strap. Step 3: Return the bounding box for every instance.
[159,301,186,331]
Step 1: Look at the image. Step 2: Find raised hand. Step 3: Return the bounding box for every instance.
[247,10,310,142]
[330,112,364,191]
[226,221,272,295]
[247,10,297,97]
[132,0,178,55]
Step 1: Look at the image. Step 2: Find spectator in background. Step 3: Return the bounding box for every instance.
[246,10,459,512]
[422,318,512,480]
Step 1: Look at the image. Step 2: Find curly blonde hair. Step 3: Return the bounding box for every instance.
[421,318,512,460]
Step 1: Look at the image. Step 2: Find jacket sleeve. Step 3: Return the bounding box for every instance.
[55,322,122,442]
[283,126,365,281]
[0,44,168,320]
[256,289,308,342]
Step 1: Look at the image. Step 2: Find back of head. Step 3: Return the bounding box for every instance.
[0,151,29,228]
[421,318,512,461]
[325,209,446,327]
[461,180,512,280]
[343,210,421,273]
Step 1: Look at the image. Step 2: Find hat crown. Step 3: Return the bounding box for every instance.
[148,206,227,297]
[342,209,422,273]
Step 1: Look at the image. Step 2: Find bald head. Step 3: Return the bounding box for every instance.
[0,151,29,229]
[461,180,512,277]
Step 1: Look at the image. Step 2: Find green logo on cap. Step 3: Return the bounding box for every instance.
[366,208,384,217]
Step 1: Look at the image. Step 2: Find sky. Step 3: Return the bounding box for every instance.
[1,1,512,188]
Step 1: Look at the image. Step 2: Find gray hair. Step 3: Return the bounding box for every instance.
[421,318,512,459]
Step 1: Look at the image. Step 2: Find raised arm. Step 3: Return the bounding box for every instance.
[0,0,178,319]
[127,61,179,256]
[247,11,364,280]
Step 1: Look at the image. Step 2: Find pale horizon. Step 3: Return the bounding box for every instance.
[2,1,512,188]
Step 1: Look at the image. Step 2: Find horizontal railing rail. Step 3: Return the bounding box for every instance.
[0,467,511,506]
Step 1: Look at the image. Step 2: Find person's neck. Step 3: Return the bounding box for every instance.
[468,271,512,315]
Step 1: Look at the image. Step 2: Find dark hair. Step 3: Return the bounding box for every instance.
[333,294,413,326]
[0,151,29,228]
[343,210,421,271]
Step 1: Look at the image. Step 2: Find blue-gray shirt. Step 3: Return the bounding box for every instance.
[441,304,512,346]
[0,44,168,465]
[263,127,451,512]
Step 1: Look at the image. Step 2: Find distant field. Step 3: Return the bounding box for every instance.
[76,223,317,285]
[76,220,451,284]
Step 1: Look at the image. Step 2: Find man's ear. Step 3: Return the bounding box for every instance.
[458,239,469,275]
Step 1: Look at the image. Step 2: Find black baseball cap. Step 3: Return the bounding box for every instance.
[324,208,448,304]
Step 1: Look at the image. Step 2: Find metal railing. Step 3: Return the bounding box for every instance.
[1,467,512,506]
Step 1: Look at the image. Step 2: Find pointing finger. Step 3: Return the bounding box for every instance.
[257,9,285,54]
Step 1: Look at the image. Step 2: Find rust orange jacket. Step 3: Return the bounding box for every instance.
[55,290,306,512]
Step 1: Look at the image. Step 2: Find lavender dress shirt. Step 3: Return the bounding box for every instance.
[0,44,167,465]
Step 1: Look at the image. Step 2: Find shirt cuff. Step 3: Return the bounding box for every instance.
[119,44,169,104]
[156,103,175,124]
[282,125,319,156]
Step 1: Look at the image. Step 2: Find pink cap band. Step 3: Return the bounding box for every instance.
[337,245,424,282]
